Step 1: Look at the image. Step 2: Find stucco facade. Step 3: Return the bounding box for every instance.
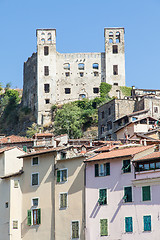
[22,28,126,125]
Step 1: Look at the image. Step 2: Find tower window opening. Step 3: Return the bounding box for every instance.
[44,84,50,93]
[109,32,113,37]
[94,72,99,77]
[41,38,45,43]
[93,63,99,69]
[109,38,113,43]
[78,63,85,70]
[65,88,71,94]
[116,31,120,43]
[113,45,118,54]
[44,46,49,56]
[48,32,51,35]
[44,66,49,76]
[113,65,118,75]
[63,63,70,70]
[48,37,51,41]
[45,99,50,104]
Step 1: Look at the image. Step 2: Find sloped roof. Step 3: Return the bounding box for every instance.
[0,146,23,154]
[0,135,33,144]
[85,145,154,162]
[134,151,160,161]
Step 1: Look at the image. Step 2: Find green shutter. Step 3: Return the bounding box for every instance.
[100,219,108,236]
[144,215,151,231]
[72,221,79,238]
[57,170,60,182]
[27,210,31,226]
[62,170,67,182]
[23,146,27,152]
[99,189,107,205]
[124,187,132,202]
[106,163,110,175]
[142,186,151,201]
[125,217,133,232]
[37,208,41,225]
[95,164,99,177]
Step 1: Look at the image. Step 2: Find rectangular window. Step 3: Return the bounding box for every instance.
[65,88,71,94]
[94,72,99,77]
[32,198,39,207]
[61,152,66,160]
[14,180,19,188]
[31,173,39,186]
[60,193,67,209]
[72,221,79,239]
[44,84,50,93]
[100,219,108,236]
[44,66,49,76]
[33,209,41,225]
[154,106,159,113]
[113,65,118,75]
[102,111,104,119]
[98,189,107,205]
[113,45,118,54]
[93,87,99,93]
[32,157,39,166]
[124,186,132,202]
[107,121,112,130]
[122,160,131,173]
[13,220,18,229]
[142,186,151,201]
[125,217,133,232]
[45,99,50,104]
[143,215,151,231]
[79,72,84,77]
[65,72,70,77]
[44,46,49,56]
[95,163,110,177]
[57,169,67,183]
[108,107,111,115]
[101,125,104,134]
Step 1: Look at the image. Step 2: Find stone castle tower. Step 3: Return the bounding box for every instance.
[22,27,125,125]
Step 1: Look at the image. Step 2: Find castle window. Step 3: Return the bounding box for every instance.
[109,32,113,37]
[113,83,118,86]
[94,72,99,77]
[113,45,118,54]
[101,125,104,134]
[41,38,45,43]
[44,46,49,56]
[65,72,70,77]
[79,94,86,99]
[109,38,113,43]
[63,63,70,70]
[78,63,84,70]
[41,32,45,35]
[45,99,50,104]
[48,32,51,35]
[44,66,49,76]
[93,88,99,93]
[116,32,120,43]
[65,88,71,94]
[93,63,99,69]
[48,37,51,41]
[113,65,118,75]
[79,72,84,77]
[107,121,112,130]
[44,84,50,93]
[102,111,104,119]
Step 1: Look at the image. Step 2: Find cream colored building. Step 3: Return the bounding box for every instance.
[19,147,85,240]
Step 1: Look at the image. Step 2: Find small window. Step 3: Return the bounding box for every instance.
[94,71,99,77]
[44,46,49,56]
[14,180,19,188]
[57,169,67,183]
[79,94,86,99]
[65,88,71,94]
[93,63,99,69]
[32,198,39,207]
[78,63,84,70]
[107,121,112,130]
[44,84,50,93]
[142,186,151,201]
[44,66,49,76]
[116,31,120,43]
[41,32,45,35]
[113,83,118,86]
[101,125,104,134]
[113,45,118,54]
[60,193,67,209]
[125,217,133,233]
[61,152,66,160]
[33,209,41,225]
[98,189,107,205]
[45,99,50,104]
[109,38,113,43]
[95,163,110,177]
[100,219,108,236]
[93,88,99,93]
[102,111,104,119]
[5,202,8,208]
[108,107,111,115]
[79,72,84,77]
[113,65,118,75]
[48,37,51,41]
[143,215,151,231]
[31,173,39,186]
[154,106,159,113]
[72,221,79,239]
[122,160,131,173]
[32,157,38,165]
[41,38,45,42]
[124,186,132,202]
[48,32,51,35]
[65,72,70,77]
[63,63,70,70]
[13,220,18,229]
[109,32,113,37]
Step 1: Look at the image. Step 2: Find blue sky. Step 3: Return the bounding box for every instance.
[0,0,160,89]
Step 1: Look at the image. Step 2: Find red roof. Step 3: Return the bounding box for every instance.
[0,135,33,144]
[0,146,23,154]
[85,145,154,162]
[95,145,117,153]
[33,133,54,138]
[135,151,160,161]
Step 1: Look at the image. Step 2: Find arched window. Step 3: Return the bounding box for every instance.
[109,32,113,37]
[48,37,51,41]
[93,63,99,69]
[109,38,113,43]
[79,94,86,99]
[48,32,51,35]
[41,38,45,43]
[116,31,120,43]
[41,32,45,35]
[63,63,70,70]
[78,63,84,70]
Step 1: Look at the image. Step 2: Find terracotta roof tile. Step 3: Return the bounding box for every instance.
[95,145,117,153]
[0,135,33,144]
[135,151,160,161]
[85,145,154,162]
[34,133,54,137]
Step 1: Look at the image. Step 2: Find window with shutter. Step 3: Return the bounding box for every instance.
[32,209,41,225]
[98,189,107,205]
[105,163,110,175]
[124,187,132,202]
[122,160,131,173]
[142,186,151,201]
[95,164,99,177]
[60,193,67,209]
[27,210,31,226]
[31,173,39,186]
[143,215,151,231]
[100,219,108,236]
[57,169,68,183]
[72,221,79,239]
[125,217,133,232]
[57,170,60,182]
[95,163,110,177]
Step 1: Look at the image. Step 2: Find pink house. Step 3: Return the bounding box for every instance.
[85,145,160,239]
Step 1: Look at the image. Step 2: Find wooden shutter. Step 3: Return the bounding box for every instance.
[95,164,99,177]
[125,217,133,232]
[124,187,132,202]
[72,221,79,238]
[99,189,107,205]
[64,193,67,207]
[100,219,108,236]
[57,170,60,182]
[27,210,31,226]
[106,163,110,175]
[37,209,41,225]
[144,215,151,231]
[142,186,151,201]
[62,170,67,182]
